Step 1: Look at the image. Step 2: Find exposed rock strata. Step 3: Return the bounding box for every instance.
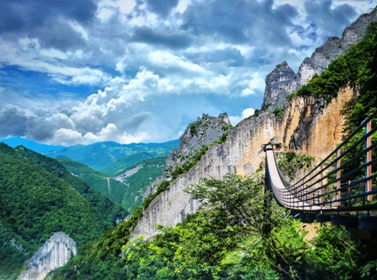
[18,232,76,280]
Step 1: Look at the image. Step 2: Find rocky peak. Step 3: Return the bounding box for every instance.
[262,6,377,113]
[144,113,232,199]
[262,61,298,111]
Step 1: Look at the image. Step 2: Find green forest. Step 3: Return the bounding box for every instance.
[0,143,109,279]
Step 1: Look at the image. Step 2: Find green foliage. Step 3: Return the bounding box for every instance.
[261,103,272,111]
[14,146,128,227]
[277,151,315,182]
[118,157,167,213]
[273,105,285,116]
[59,159,130,209]
[0,143,106,279]
[190,123,198,136]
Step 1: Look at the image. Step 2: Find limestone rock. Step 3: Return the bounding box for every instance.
[18,232,76,280]
[143,112,231,200]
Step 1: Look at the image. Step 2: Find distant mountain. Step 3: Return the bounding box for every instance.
[14,146,128,227]
[59,157,167,213]
[112,157,167,213]
[59,159,130,209]
[45,139,179,171]
[0,137,64,153]
[103,152,155,175]
[0,143,107,280]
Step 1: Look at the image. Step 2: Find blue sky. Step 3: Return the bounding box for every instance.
[0,0,376,146]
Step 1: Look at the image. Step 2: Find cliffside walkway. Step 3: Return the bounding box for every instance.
[265,109,377,233]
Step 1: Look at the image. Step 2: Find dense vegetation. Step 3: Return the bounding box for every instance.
[60,157,166,213]
[45,139,179,171]
[103,152,155,175]
[50,173,377,279]
[0,143,107,279]
[277,152,316,183]
[116,157,167,213]
[59,159,130,209]
[13,146,128,227]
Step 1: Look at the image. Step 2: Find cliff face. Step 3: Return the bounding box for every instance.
[143,113,231,200]
[262,7,377,111]
[133,86,355,239]
[18,232,76,280]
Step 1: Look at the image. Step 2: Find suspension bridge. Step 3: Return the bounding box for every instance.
[265,109,377,239]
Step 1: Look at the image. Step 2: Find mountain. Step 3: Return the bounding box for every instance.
[13,146,128,227]
[0,137,64,153]
[58,159,129,209]
[59,157,167,213]
[112,157,167,213]
[45,139,179,171]
[103,152,155,175]
[0,143,107,280]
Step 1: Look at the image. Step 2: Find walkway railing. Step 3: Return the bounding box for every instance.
[265,109,377,212]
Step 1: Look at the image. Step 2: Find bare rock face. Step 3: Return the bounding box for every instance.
[262,61,298,111]
[18,232,76,280]
[143,113,231,199]
[262,6,377,112]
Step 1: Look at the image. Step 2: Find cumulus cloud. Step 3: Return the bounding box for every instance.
[229,107,256,126]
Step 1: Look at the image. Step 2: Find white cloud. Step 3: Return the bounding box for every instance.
[229,107,255,126]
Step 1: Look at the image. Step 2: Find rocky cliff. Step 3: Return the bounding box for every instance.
[18,232,76,280]
[132,8,376,239]
[262,7,377,112]
[143,113,231,200]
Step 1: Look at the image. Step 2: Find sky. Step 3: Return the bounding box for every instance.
[0,0,376,146]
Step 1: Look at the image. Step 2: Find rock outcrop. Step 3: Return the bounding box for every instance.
[143,113,231,199]
[262,6,377,112]
[18,232,76,280]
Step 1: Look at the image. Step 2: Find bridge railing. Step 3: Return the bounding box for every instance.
[266,109,377,211]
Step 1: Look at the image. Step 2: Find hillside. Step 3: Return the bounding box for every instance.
[103,152,155,175]
[113,157,167,213]
[49,10,377,280]
[59,157,167,213]
[45,139,179,171]
[0,143,107,280]
[58,159,129,208]
[13,146,128,227]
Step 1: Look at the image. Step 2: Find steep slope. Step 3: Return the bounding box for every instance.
[103,152,155,175]
[14,146,128,227]
[45,139,179,171]
[113,157,166,213]
[59,159,129,209]
[0,143,106,279]
[143,113,232,199]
